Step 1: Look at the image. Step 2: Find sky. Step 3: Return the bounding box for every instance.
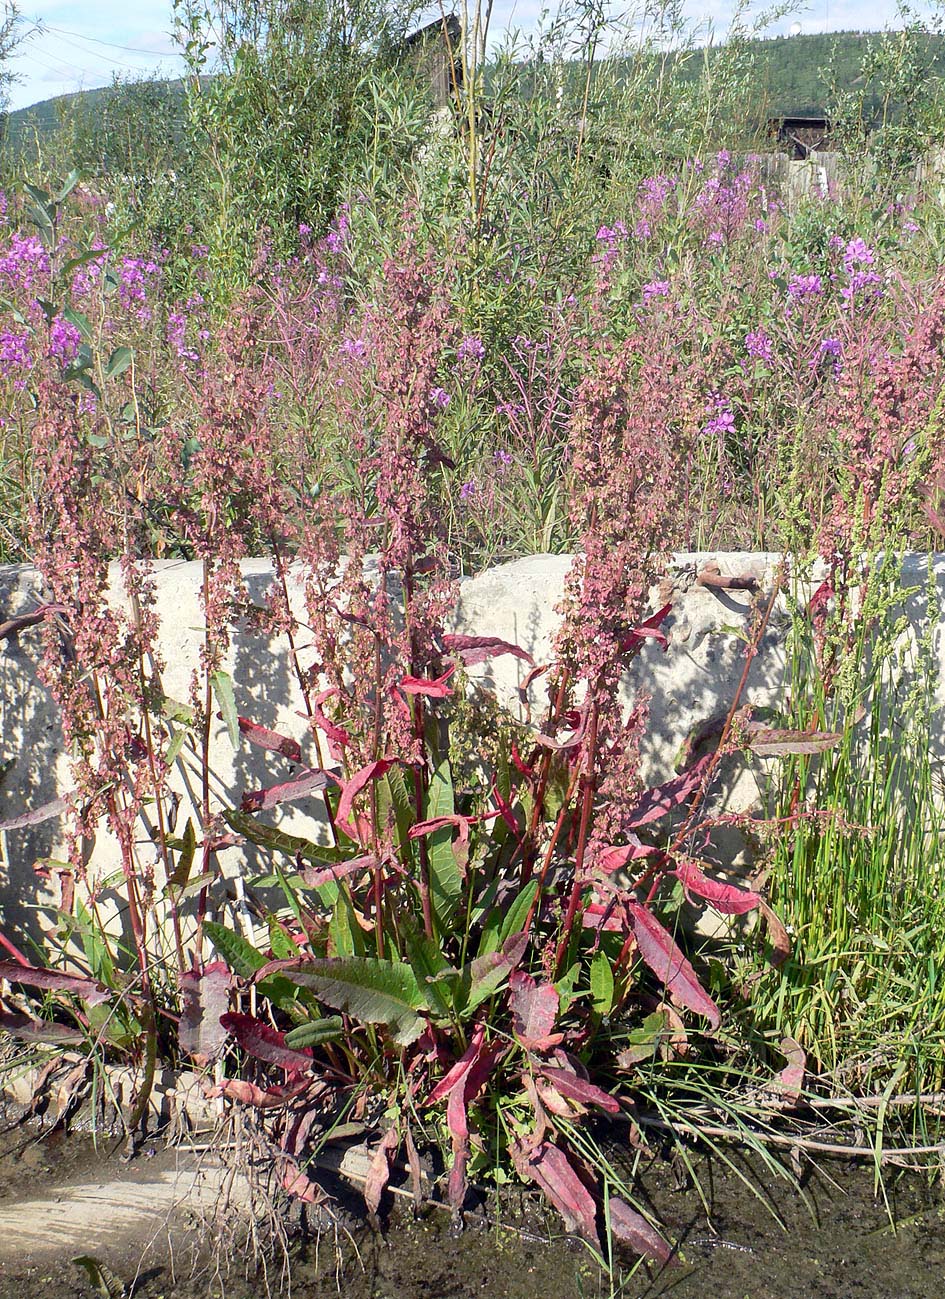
[4,0,939,112]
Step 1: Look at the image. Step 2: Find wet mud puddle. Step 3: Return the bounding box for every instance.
[0,1130,942,1299]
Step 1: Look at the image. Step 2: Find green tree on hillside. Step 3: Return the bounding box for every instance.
[173,0,420,289]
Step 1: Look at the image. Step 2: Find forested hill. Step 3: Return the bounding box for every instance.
[725,29,945,116]
[4,27,944,150]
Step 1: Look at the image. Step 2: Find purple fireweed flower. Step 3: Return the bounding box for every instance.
[745,330,773,363]
[0,327,32,387]
[787,273,824,298]
[429,386,451,410]
[49,315,81,363]
[167,311,200,363]
[638,174,675,229]
[702,395,735,439]
[0,233,49,291]
[705,409,735,437]
[118,255,160,310]
[640,174,674,205]
[843,236,875,269]
[494,448,512,467]
[457,335,485,364]
[811,337,843,375]
[841,269,883,306]
[717,149,731,170]
[693,167,753,240]
[340,337,367,361]
[325,209,349,254]
[641,279,670,302]
[842,252,889,305]
[595,220,628,244]
[459,479,477,500]
[755,217,767,232]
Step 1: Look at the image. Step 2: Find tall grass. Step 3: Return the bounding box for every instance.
[751,552,945,1096]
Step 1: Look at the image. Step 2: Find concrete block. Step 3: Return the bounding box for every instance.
[1,553,942,950]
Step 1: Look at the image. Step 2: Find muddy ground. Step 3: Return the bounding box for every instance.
[0,1125,942,1299]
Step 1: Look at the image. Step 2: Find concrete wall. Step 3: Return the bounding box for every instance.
[1,553,942,945]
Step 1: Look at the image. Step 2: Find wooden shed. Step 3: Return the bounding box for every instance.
[768,115,832,159]
[404,14,462,108]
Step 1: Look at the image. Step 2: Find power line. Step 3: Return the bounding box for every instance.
[29,28,151,71]
[16,51,95,82]
[17,42,99,79]
[42,24,180,58]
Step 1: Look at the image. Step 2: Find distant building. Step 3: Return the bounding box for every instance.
[768,115,832,159]
[404,14,462,109]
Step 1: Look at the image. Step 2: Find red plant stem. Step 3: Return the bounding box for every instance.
[612,930,638,990]
[627,856,667,899]
[131,611,185,975]
[524,800,569,934]
[108,796,151,997]
[371,639,385,958]
[403,566,434,941]
[554,698,599,975]
[412,707,435,942]
[0,931,31,965]
[520,666,570,886]
[271,539,339,848]
[523,757,583,934]
[194,560,214,963]
[371,865,385,959]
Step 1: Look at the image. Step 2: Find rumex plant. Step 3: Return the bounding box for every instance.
[160,245,801,1258]
[1,147,945,1255]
